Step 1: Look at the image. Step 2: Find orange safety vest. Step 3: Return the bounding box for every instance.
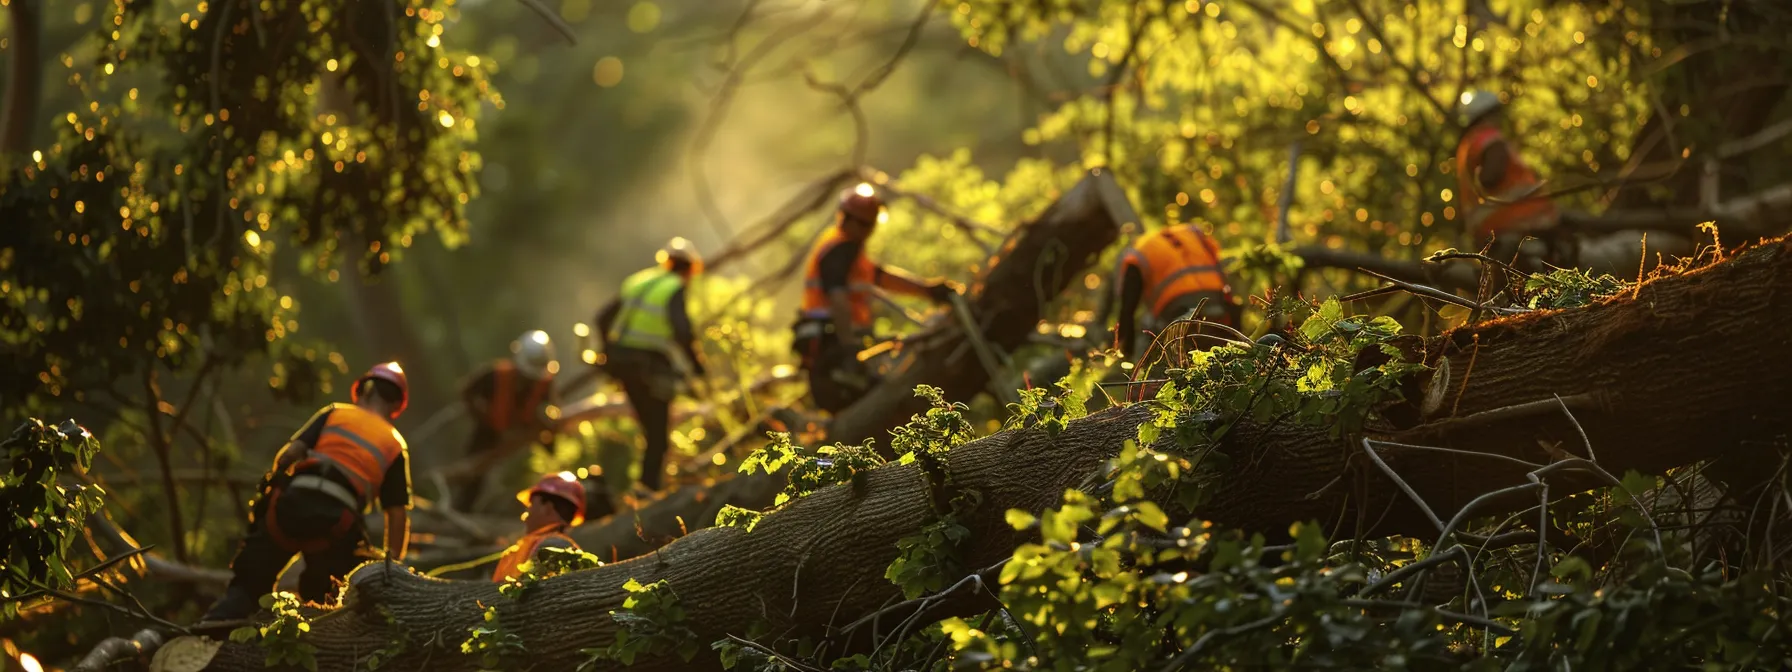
[306,403,407,506]
[1118,225,1231,319]
[1455,123,1558,242]
[491,525,578,582]
[800,226,879,328]
[488,360,554,433]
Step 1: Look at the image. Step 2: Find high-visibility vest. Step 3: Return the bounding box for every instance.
[800,227,878,328]
[1118,225,1231,319]
[1456,123,1558,242]
[488,360,553,433]
[491,525,578,582]
[608,267,686,357]
[306,403,406,508]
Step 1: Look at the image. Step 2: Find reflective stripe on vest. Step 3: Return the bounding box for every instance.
[1120,225,1230,318]
[1455,123,1558,241]
[609,267,685,356]
[307,403,406,508]
[492,526,578,582]
[489,360,553,433]
[800,227,877,327]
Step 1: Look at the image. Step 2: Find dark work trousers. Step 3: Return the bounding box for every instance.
[606,346,677,490]
[205,487,366,620]
[801,335,877,414]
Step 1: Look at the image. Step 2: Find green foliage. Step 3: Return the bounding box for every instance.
[583,578,698,668]
[1523,268,1630,309]
[497,546,605,599]
[359,606,408,671]
[1,0,496,419]
[1004,387,1070,437]
[0,419,104,620]
[229,592,318,671]
[739,431,888,508]
[716,504,766,533]
[460,602,526,671]
[887,514,972,599]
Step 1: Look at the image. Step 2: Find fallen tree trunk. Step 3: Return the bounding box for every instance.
[188,237,1792,671]
[568,170,1130,560]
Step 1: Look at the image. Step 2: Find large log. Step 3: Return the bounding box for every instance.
[190,238,1792,671]
[567,170,1131,560]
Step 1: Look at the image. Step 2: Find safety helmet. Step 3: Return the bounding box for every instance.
[511,330,555,379]
[656,236,704,275]
[352,361,409,419]
[1459,90,1503,127]
[518,471,588,526]
[838,183,887,227]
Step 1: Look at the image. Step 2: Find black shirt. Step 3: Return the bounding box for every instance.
[289,406,410,510]
[815,239,870,293]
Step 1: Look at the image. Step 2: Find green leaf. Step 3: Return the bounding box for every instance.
[1005,509,1038,530]
[1133,502,1169,532]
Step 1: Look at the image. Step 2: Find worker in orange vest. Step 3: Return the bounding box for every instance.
[1103,223,1239,361]
[1456,90,1563,267]
[492,472,586,582]
[201,362,412,621]
[454,331,560,509]
[793,184,958,412]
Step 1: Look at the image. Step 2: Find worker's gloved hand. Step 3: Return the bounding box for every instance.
[927,281,962,305]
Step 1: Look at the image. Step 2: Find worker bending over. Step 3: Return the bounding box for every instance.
[453,331,560,510]
[595,238,706,491]
[202,363,412,621]
[793,184,957,413]
[492,472,585,582]
[1102,223,1238,361]
[1456,90,1564,269]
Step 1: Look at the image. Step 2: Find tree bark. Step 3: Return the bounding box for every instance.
[187,235,1792,671]
[568,170,1130,561]
[0,0,43,156]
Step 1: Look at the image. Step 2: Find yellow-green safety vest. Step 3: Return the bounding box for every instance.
[608,267,685,356]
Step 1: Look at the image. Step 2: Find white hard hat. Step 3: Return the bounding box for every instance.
[512,330,556,378]
[1459,90,1502,126]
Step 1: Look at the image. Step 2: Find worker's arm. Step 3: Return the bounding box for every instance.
[668,287,706,377]
[462,369,494,419]
[816,242,867,349]
[1116,264,1145,360]
[382,506,409,561]
[379,450,412,561]
[594,299,622,350]
[273,408,332,472]
[872,266,934,299]
[828,290,860,349]
[1476,141,1510,192]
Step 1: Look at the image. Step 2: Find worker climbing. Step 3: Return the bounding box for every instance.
[452,330,561,510]
[491,472,585,582]
[594,237,707,491]
[793,183,959,413]
[1456,90,1564,269]
[1100,222,1239,361]
[201,362,413,622]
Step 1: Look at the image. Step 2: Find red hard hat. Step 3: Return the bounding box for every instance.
[519,472,588,526]
[352,361,409,419]
[838,183,885,225]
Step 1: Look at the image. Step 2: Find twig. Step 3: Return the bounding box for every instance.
[1359,438,1446,534]
[724,635,825,672]
[510,0,577,45]
[1339,599,1517,637]
[1554,394,1597,463]
[1356,546,1465,597]
[1158,614,1281,672]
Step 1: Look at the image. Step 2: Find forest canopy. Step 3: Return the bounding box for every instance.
[2,0,1790,669]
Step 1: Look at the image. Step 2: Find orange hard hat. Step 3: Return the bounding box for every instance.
[838,183,886,226]
[352,361,409,419]
[519,471,588,525]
